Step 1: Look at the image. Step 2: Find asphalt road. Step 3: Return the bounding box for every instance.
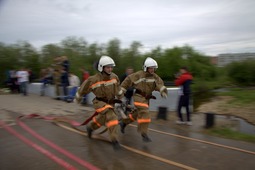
[1,94,255,170]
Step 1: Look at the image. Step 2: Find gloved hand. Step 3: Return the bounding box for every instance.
[73,98,79,104]
[161,91,168,99]
[114,103,122,108]
[117,89,124,100]
[115,103,127,119]
[73,93,82,104]
[160,86,168,99]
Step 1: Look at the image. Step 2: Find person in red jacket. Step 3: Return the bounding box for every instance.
[80,67,90,83]
[174,66,193,125]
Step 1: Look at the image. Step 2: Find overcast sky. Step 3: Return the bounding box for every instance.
[1,0,255,56]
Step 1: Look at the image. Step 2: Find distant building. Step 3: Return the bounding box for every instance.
[217,53,255,67]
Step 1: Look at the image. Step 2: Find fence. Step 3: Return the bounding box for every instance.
[28,83,193,112]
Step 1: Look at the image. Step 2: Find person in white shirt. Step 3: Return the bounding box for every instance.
[66,73,80,102]
[16,68,29,96]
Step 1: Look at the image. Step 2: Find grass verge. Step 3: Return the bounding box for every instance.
[216,88,255,105]
[205,127,255,143]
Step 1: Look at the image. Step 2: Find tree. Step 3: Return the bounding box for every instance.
[119,41,143,75]
[40,44,62,68]
[105,38,121,74]
[0,43,20,86]
[86,43,103,74]
[226,59,255,86]
[156,47,184,80]
[0,38,221,88]
[15,41,41,80]
[60,36,88,55]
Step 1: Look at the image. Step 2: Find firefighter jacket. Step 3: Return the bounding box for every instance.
[121,70,167,100]
[75,72,122,113]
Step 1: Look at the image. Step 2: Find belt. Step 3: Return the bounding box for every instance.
[135,89,156,100]
[95,97,122,104]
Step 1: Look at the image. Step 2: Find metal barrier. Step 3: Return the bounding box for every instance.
[205,112,215,128]
[27,83,193,112]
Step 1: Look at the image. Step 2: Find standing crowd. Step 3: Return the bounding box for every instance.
[39,55,89,103]
[6,68,32,96]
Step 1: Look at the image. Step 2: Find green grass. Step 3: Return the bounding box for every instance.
[217,88,255,105]
[206,127,255,143]
[194,87,255,142]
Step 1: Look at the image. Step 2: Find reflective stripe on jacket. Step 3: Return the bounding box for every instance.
[121,70,166,96]
[137,118,151,124]
[75,72,121,102]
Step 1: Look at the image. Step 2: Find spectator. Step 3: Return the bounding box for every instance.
[61,56,70,73]
[120,67,134,82]
[39,68,48,96]
[46,67,54,84]
[59,56,70,100]
[80,67,90,104]
[9,70,19,93]
[52,56,63,99]
[174,66,193,125]
[49,56,70,99]
[16,67,29,96]
[60,66,69,98]
[39,68,53,96]
[80,67,90,83]
[27,68,36,82]
[66,72,80,102]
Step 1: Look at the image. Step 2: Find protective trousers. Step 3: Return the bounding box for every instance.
[88,100,119,141]
[122,95,151,134]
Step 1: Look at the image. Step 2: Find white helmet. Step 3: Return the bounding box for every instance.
[97,56,116,72]
[143,57,158,71]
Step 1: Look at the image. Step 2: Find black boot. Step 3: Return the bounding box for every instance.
[86,126,93,139]
[112,140,121,150]
[141,133,152,142]
[119,121,127,134]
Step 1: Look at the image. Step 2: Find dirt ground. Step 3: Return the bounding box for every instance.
[197,96,255,125]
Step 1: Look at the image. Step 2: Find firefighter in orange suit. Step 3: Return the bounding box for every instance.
[74,56,122,150]
[119,57,168,142]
